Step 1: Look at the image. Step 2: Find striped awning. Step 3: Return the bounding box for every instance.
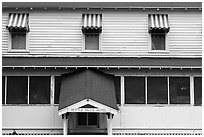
[82,14,102,33]
[148,14,170,33]
[6,13,29,32]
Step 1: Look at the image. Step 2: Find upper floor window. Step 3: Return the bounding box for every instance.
[82,14,102,51]
[6,13,29,52]
[148,14,170,51]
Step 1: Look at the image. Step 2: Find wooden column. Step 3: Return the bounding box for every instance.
[107,113,113,135]
[62,113,69,135]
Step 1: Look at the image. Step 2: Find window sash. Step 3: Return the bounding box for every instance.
[151,33,166,50]
[9,32,28,52]
[194,77,202,106]
[11,33,26,50]
[77,113,98,127]
[124,76,199,105]
[85,34,99,50]
[2,75,201,106]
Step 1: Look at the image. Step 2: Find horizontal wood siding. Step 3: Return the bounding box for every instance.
[2,13,9,53]
[2,10,202,57]
[168,12,202,56]
[102,12,148,53]
[29,11,82,53]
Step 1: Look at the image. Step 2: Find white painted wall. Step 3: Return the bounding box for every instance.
[2,105,201,130]
[2,106,63,128]
[112,105,202,129]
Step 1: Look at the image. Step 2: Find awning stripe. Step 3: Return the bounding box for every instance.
[149,14,169,33]
[6,13,29,32]
[82,14,102,32]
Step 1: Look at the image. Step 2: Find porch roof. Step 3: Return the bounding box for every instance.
[58,69,118,115]
[2,57,202,69]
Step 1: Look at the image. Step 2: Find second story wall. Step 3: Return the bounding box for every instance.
[2,8,202,57]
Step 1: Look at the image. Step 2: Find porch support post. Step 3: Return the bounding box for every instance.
[62,113,69,135]
[107,113,113,135]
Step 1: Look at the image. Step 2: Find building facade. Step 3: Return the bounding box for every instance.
[2,2,202,135]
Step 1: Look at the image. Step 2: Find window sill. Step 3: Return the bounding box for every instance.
[7,50,29,53]
[148,50,169,54]
[81,50,102,53]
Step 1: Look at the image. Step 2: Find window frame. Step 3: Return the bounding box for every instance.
[122,75,200,106]
[29,76,51,104]
[193,76,202,106]
[8,31,29,52]
[82,32,102,52]
[148,32,169,52]
[169,76,191,105]
[124,76,146,104]
[147,76,168,104]
[77,112,99,128]
[54,75,62,105]
[6,76,29,104]
[2,75,52,105]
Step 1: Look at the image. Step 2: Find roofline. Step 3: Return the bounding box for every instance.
[2,2,202,9]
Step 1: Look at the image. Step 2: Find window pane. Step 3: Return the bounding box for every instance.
[85,34,99,50]
[29,76,50,104]
[147,77,168,104]
[54,76,61,104]
[125,77,145,104]
[12,33,26,49]
[78,113,87,126]
[88,113,98,126]
[151,34,165,50]
[2,76,5,104]
[7,76,28,104]
[114,76,121,104]
[194,77,202,105]
[170,77,190,104]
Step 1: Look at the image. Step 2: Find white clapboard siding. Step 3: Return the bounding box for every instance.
[102,12,148,52]
[2,13,9,53]
[29,11,82,53]
[2,10,202,57]
[168,12,202,56]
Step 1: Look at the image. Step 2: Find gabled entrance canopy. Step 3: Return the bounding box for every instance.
[58,69,118,116]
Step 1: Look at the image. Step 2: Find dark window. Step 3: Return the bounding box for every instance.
[125,77,145,104]
[194,77,202,106]
[170,77,190,104]
[78,113,98,126]
[114,76,121,104]
[147,77,168,104]
[54,76,61,104]
[85,34,99,50]
[7,76,28,104]
[2,76,5,104]
[151,33,165,50]
[11,33,26,49]
[29,76,50,104]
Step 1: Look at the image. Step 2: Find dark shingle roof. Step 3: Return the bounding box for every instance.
[58,69,118,111]
[3,2,201,8]
[2,57,202,68]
